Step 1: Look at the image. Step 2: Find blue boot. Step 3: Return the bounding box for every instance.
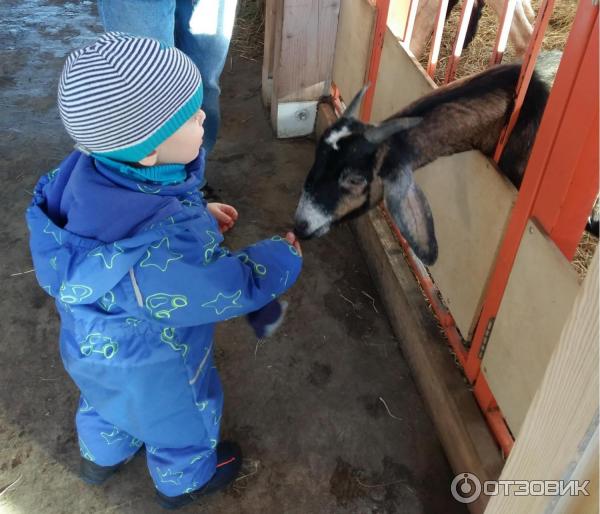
[155,441,242,510]
[247,300,289,339]
[79,451,139,485]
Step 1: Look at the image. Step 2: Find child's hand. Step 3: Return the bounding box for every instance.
[207,203,238,233]
[285,231,302,257]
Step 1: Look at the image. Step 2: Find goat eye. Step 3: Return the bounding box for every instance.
[343,175,367,187]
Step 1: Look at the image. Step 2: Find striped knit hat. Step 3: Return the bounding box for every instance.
[58,32,203,163]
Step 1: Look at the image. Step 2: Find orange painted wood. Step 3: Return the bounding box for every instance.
[532,16,599,259]
[360,0,391,121]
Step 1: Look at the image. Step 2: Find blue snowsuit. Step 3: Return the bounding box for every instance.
[26,150,302,496]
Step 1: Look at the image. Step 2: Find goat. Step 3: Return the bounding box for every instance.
[409,0,534,60]
[293,52,562,265]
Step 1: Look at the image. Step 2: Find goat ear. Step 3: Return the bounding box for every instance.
[364,117,423,144]
[342,84,370,120]
[383,174,438,265]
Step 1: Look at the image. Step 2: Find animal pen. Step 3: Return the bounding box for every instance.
[262,0,598,512]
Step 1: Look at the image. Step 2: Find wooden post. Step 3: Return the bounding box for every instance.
[262,0,340,138]
[484,253,599,513]
[261,0,278,107]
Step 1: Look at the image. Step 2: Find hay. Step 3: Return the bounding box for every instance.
[543,0,580,50]
[573,232,598,283]
[231,0,265,61]
[418,3,501,82]
[419,0,579,82]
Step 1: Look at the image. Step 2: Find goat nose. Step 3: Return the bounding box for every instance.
[294,219,309,238]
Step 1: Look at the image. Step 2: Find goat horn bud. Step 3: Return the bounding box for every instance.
[342,84,370,120]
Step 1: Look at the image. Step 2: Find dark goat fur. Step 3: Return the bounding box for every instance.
[385,62,551,186]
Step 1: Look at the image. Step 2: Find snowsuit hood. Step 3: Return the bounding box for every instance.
[27,151,206,305]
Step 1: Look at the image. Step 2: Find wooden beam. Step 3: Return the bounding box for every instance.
[269,0,284,119]
[332,0,376,104]
[485,253,599,512]
[552,424,599,514]
[353,209,504,514]
[261,0,278,106]
[267,0,340,137]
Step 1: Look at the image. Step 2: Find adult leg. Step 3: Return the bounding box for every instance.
[97,0,176,46]
[174,0,238,153]
[487,0,532,56]
[510,0,534,56]
[409,0,439,60]
[522,0,535,23]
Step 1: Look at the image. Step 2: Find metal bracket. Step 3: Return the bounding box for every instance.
[276,101,318,138]
[478,317,496,359]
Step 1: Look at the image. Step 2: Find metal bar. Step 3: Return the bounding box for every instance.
[465,0,598,381]
[489,0,518,65]
[402,0,421,52]
[360,0,392,121]
[492,0,555,161]
[427,0,450,78]
[444,0,475,83]
[473,375,514,457]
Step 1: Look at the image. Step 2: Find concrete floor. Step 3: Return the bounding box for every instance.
[0,1,467,513]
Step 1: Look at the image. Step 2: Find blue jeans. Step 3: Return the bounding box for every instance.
[97,0,238,153]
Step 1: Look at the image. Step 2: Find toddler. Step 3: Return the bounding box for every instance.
[26,32,302,509]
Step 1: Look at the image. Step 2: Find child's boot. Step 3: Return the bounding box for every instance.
[79,451,138,485]
[155,440,242,510]
[247,300,289,339]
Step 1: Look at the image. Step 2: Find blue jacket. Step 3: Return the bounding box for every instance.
[26,150,302,447]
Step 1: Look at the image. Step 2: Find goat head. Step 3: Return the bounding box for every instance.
[293,88,438,265]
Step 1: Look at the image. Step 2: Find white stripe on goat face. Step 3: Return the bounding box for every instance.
[295,192,333,237]
[324,126,352,150]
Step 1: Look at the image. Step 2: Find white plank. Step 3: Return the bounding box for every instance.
[482,220,580,435]
[332,0,375,103]
[484,253,598,513]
